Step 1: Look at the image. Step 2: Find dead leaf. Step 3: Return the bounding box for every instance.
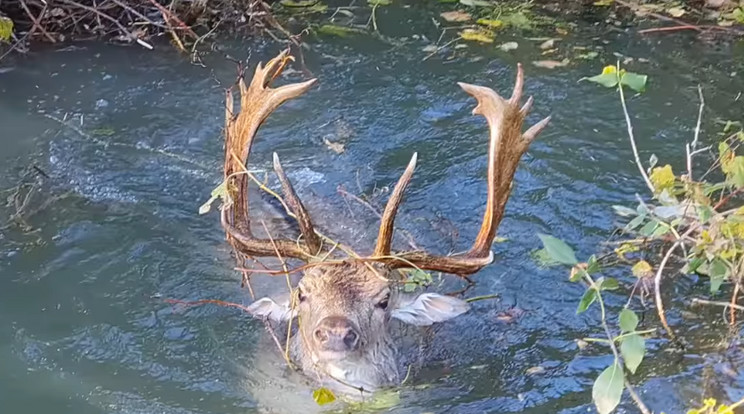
[526,366,546,375]
[440,10,472,22]
[539,38,558,49]
[324,138,345,154]
[532,59,569,69]
[576,339,589,350]
[667,6,686,17]
[705,0,726,8]
[498,41,518,51]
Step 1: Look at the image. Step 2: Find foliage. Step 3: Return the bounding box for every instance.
[0,16,12,42]
[312,387,337,405]
[540,236,650,414]
[543,63,744,413]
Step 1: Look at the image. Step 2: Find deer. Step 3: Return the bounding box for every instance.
[217,50,550,397]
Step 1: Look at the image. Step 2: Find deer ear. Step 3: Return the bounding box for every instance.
[392,293,470,326]
[246,298,296,323]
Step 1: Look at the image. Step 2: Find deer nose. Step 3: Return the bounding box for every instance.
[314,316,360,352]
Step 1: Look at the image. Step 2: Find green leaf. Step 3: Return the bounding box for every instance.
[584,72,619,88]
[577,288,597,314]
[317,24,364,37]
[620,72,648,92]
[612,205,637,217]
[586,255,600,274]
[500,11,533,29]
[199,181,230,215]
[312,387,337,405]
[622,335,646,367]
[638,220,659,237]
[709,259,729,294]
[620,333,645,374]
[0,17,12,42]
[625,214,646,231]
[697,205,714,224]
[537,234,578,265]
[592,362,625,414]
[684,257,704,274]
[618,308,639,332]
[599,277,619,291]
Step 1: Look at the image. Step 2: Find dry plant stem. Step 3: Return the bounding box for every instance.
[57,0,150,48]
[653,224,698,342]
[618,83,655,194]
[731,281,740,325]
[691,297,744,312]
[145,0,198,38]
[692,85,704,150]
[20,0,56,43]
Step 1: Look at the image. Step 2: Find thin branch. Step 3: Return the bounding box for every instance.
[691,297,744,312]
[618,81,655,194]
[692,85,704,150]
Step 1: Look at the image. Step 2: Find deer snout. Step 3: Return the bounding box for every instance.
[314,316,360,352]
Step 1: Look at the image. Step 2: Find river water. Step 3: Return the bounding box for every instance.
[1,6,744,413]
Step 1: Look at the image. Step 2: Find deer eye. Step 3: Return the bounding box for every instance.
[297,288,306,303]
[376,293,390,310]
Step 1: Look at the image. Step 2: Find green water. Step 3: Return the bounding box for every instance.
[1,5,744,413]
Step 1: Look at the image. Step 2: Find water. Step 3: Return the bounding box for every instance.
[1,8,744,413]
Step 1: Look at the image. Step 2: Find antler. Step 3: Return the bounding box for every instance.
[375,64,550,275]
[221,50,322,261]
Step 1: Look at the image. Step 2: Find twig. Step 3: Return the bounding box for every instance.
[653,224,699,341]
[145,0,198,38]
[731,281,740,325]
[638,24,744,35]
[638,25,700,34]
[625,379,651,414]
[691,297,744,312]
[57,0,153,49]
[422,36,461,62]
[617,71,655,194]
[692,85,704,150]
[20,0,56,43]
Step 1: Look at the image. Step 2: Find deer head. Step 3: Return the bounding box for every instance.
[218,50,550,394]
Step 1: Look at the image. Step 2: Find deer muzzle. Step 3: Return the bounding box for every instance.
[313,316,360,353]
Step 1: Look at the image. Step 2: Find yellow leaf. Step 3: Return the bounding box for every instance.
[631,260,653,278]
[312,387,336,405]
[476,18,503,28]
[0,16,13,42]
[650,164,675,193]
[615,242,639,259]
[459,28,495,43]
[601,65,617,75]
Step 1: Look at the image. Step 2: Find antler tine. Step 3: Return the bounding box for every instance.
[221,50,320,262]
[374,153,418,257]
[381,64,550,276]
[273,153,323,255]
